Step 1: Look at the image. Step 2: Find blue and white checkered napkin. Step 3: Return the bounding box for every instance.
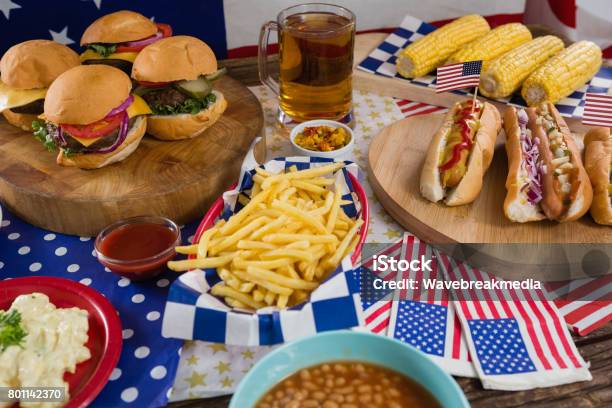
[162,157,365,346]
[357,14,612,118]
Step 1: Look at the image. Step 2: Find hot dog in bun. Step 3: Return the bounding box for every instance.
[583,127,611,225]
[420,99,501,206]
[503,103,592,222]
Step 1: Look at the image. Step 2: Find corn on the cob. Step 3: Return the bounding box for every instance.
[479,35,564,99]
[521,41,602,106]
[447,23,532,69]
[396,14,490,78]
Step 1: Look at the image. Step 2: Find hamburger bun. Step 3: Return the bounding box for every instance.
[57,115,147,169]
[132,36,217,82]
[80,10,157,45]
[44,65,132,125]
[146,91,227,140]
[2,110,38,131]
[0,40,80,89]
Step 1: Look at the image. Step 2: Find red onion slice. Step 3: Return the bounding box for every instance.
[121,31,163,49]
[106,95,134,118]
[91,112,130,155]
[55,126,67,147]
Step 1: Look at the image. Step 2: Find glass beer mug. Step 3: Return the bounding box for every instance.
[258,3,356,124]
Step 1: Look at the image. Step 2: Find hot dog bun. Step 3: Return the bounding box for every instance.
[584,127,611,225]
[503,106,546,222]
[547,104,592,222]
[520,103,592,222]
[420,100,501,206]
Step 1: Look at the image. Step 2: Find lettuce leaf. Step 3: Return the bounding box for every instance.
[87,44,117,58]
[150,92,217,116]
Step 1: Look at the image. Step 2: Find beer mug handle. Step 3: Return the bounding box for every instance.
[258,21,280,95]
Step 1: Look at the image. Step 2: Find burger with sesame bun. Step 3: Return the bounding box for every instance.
[33,65,152,169]
[80,10,172,74]
[131,35,227,140]
[0,40,80,131]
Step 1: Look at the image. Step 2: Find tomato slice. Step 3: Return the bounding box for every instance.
[61,114,123,139]
[137,80,172,88]
[115,44,142,53]
[115,24,173,53]
[156,23,172,38]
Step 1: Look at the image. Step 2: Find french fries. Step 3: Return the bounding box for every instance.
[170,163,363,311]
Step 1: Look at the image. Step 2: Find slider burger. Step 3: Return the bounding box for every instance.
[583,127,611,225]
[34,65,151,169]
[0,40,79,131]
[80,10,172,74]
[131,35,227,140]
[503,103,592,223]
[420,99,501,206]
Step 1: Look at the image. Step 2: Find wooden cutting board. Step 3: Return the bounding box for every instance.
[368,112,612,245]
[0,75,264,236]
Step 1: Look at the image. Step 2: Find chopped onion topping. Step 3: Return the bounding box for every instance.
[517,109,542,205]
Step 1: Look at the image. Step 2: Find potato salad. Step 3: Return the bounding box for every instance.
[0,293,90,408]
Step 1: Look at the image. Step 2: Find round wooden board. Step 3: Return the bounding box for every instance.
[368,112,612,245]
[0,75,264,236]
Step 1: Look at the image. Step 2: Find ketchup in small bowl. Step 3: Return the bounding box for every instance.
[95,216,180,281]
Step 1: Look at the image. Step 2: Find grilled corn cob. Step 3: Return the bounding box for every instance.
[447,23,532,69]
[521,41,602,106]
[479,35,564,99]
[396,14,490,78]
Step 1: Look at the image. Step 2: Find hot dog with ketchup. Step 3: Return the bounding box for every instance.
[503,103,592,222]
[421,99,501,206]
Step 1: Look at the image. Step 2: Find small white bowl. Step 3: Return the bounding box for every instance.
[289,119,354,160]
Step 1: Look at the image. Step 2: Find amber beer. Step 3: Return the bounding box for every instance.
[259,4,355,123]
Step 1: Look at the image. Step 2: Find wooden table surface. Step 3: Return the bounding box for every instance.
[169,47,612,408]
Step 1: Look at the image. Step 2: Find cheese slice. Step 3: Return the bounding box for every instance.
[0,81,47,112]
[127,94,152,117]
[70,134,102,147]
[64,95,152,147]
[79,49,139,63]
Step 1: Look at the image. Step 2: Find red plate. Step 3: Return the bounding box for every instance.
[0,277,122,408]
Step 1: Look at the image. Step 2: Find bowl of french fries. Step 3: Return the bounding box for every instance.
[166,159,369,314]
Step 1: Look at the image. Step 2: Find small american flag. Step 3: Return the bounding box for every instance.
[436,60,482,93]
[582,93,612,127]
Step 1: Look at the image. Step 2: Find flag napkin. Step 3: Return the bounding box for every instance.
[387,234,475,377]
[436,250,592,390]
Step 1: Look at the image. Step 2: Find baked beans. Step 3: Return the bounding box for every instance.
[255,361,441,408]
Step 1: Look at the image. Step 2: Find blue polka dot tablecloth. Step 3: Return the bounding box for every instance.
[0,205,198,407]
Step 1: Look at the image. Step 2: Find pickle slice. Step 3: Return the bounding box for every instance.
[205,67,227,81]
[174,77,212,99]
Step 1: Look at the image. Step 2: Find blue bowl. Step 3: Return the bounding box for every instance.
[230,330,469,408]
